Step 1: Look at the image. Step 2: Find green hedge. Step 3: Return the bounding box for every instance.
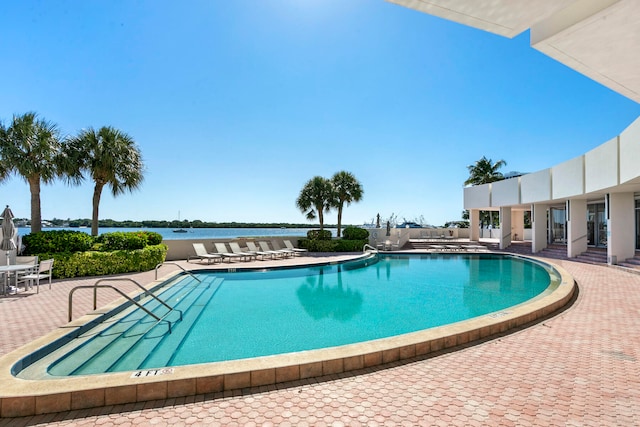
[342,226,369,240]
[306,229,333,240]
[33,244,168,279]
[23,230,94,254]
[95,231,163,250]
[298,239,367,252]
[23,230,164,254]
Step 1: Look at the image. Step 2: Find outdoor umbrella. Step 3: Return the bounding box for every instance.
[1,205,17,265]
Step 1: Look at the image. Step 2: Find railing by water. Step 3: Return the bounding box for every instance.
[155,262,202,281]
[68,278,183,333]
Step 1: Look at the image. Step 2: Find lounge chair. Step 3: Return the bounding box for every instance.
[270,240,295,257]
[246,241,276,260]
[214,242,245,262]
[228,242,257,261]
[283,240,308,255]
[258,241,287,258]
[188,243,223,264]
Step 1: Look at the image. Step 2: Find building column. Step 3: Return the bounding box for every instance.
[531,204,548,253]
[470,209,480,241]
[607,192,635,265]
[567,199,587,258]
[499,206,512,250]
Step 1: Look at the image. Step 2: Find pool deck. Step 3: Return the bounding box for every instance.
[1,252,639,426]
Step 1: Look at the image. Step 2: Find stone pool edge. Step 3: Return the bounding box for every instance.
[0,256,576,418]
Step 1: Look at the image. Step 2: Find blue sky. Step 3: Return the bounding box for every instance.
[1,0,639,226]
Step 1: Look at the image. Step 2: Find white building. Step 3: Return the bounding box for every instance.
[390,0,640,264]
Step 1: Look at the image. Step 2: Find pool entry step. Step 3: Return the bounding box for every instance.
[49,275,224,376]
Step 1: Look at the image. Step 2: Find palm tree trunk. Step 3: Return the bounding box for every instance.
[92,182,104,237]
[337,204,343,237]
[318,208,324,231]
[28,175,42,234]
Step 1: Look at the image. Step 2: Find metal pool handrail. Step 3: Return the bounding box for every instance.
[155,262,202,282]
[363,243,379,253]
[68,278,183,327]
[68,284,160,323]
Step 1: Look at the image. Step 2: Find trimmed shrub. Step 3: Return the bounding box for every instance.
[34,244,168,279]
[299,239,336,252]
[306,229,332,240]
[139,231,163,245]
[298,238,366,252]
[23,230,94,254]
[342,226,369,240]
[95,232,147,251]
[334,239,368,252]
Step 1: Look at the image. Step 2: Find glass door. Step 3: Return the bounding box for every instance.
[549,208,566,244]
[587,203,607,247]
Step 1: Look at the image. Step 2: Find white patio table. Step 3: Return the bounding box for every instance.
[0,264,35,295]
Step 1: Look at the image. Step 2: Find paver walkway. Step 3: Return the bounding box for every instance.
[1,255,639,426]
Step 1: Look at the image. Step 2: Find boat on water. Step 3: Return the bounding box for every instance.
[396,222,423,228]
[173,210,188,233]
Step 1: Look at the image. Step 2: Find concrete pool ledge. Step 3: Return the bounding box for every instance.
[0,256,576,418]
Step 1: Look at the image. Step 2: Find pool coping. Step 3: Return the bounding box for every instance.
[0,253,576,418]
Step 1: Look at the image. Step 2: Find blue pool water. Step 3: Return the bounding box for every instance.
[42,254,556,376]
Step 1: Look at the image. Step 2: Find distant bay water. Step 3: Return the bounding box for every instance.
[15,227,337,240]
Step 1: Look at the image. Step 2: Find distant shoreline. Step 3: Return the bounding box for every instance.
[14,226,341,240]
[16,224,340,229]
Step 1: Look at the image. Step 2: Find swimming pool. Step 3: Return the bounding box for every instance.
[0,253,575,417]
[20,253,555,378]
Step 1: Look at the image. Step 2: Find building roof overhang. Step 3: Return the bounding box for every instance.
[388,0,640,104]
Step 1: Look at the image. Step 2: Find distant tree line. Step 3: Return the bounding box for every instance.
[15,217,336,229]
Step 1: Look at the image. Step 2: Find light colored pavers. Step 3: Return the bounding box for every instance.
[1,254,639,425]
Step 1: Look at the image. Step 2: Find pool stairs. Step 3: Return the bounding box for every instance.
[49,274,224,376]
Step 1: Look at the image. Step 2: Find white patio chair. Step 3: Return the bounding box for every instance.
[14,255,38,292]
[19,258,54,294]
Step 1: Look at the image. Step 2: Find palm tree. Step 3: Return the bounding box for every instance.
[296,176,335,231]
[66,126,144,236]
[464,156,507,186]
[464,156,507,229]
[0,112,65,233]
[331,171,363,237]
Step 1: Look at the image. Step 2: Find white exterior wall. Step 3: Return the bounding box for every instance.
[464,184,491,209]
[620,117,640,184]
[608,193,635,264]
[511,210,524,241]
[532,204,548,253]
[567,199,587,257]
[521,169,552,203]
[552,156,585,199]
[491,178,520,206]
[585,137,619,193]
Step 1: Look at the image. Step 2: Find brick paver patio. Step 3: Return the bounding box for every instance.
[1,254,639,426]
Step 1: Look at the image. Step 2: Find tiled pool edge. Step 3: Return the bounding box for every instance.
[0,258,576,418]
